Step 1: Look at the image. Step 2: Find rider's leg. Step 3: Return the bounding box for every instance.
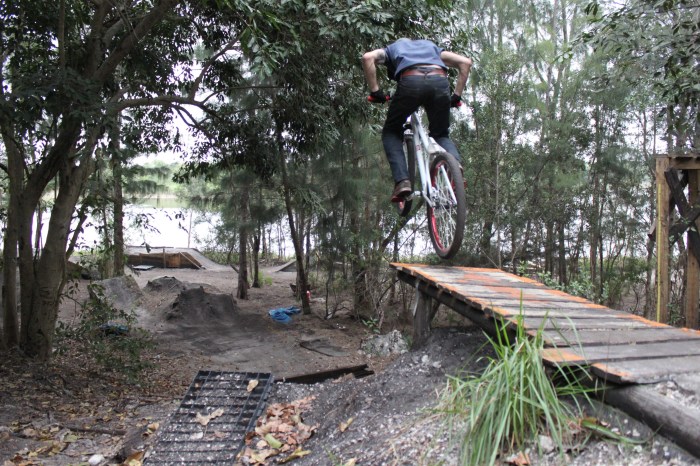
[382,78,422,184]
[424,78,461,160]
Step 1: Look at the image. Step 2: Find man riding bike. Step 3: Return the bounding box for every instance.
[361,38,472,202]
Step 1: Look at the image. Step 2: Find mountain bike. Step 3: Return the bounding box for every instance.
[395,111,466,259]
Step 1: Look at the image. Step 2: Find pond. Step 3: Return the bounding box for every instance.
[71,205,216,251]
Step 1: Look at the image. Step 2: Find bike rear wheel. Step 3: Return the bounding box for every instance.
[427,151,466,259]
[395,135,416,217]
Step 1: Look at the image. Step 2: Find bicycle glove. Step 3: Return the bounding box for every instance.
[450,93,462,108]
[368,89,389,104]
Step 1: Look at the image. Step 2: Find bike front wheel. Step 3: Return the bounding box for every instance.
[427,151,466,259]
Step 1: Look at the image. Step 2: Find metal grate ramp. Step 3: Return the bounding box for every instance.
[145,371,273,465]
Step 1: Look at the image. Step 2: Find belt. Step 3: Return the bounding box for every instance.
[400,66,447,78]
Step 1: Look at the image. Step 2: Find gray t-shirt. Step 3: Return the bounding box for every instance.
[384,39,446,80]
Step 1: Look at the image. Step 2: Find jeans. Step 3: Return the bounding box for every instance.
[382,75,460,183]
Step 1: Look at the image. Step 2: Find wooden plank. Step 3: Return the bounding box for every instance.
[538,327,700,347]
[656,157,670,322]
[282,364,373,384]
[518,316,660,331]
[449,285,604,303]
[542,339,700,366]
[486,305,629,319]
[591,355,700,384]
[459,297,610,311]
[451,298,614,322]
[396,264,546,289]
[445,283,599,304]
[669,158,700,170]
[180,252,202,269]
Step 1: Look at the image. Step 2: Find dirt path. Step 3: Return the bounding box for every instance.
[1,258,699,465]
[128,264,370,378]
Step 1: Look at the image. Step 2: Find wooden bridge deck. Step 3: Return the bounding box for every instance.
[392,263,700,385]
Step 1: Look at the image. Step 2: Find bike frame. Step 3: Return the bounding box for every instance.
[406,112,458,208]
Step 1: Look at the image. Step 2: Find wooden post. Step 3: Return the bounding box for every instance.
[656,156,670,323]
[686,170,700,329]
[412,287,432,349]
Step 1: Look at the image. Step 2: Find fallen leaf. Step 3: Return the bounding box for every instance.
[339,417,354,432]
[247,379,259,392]
[195,408,224,426]
[146,422,159,432]
[264,433,283,449]
[144,422,159,437]
[504,451,530,465]
[279,447,312,464]
[342,460,357,466]
[123,450,144,466]
[245,448,279,465]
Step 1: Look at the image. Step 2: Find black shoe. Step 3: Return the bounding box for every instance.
[391,179,411,202]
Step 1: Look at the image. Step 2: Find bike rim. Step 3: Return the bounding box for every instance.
[429,159,460,255]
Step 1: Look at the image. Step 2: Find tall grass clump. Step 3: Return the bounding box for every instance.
[437,316,594,465]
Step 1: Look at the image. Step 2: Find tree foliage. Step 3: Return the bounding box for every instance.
[581,0,700,148]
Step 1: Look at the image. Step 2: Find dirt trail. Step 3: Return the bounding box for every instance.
[1,256,699,465]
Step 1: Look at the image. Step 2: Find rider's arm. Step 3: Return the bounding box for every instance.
[361,49,387,93]
[441,51,472,97]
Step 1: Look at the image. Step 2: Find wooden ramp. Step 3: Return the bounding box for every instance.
[392,263,700,385]
[394,263,700,458]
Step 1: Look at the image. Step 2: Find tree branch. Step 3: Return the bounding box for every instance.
[188,39,239,100]
[94,0,181,83]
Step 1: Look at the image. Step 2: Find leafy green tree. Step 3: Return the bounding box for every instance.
[583,0,699,149]
[0,0,295,357]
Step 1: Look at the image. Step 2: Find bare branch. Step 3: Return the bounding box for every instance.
[188,39,239,100]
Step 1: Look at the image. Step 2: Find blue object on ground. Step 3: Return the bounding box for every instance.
[268,306,301,324]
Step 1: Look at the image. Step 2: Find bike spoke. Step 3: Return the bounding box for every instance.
[427,152,466,259]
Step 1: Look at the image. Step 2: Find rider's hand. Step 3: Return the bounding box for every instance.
[368,89,389,104]
[450,93,462,108]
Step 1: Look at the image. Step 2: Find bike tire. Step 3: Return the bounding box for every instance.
[427,151,466,259]
[395,135,416,217]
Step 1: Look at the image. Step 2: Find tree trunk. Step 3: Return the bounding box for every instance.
[2,202,20,350]
[278,129,311,314]
[0,117,27,349]
[545,220,554,278]
[558,221,567,285]
[237,189,250,300]
[22,157,95,359]
[111,127,125,277]
[252,228,261,288]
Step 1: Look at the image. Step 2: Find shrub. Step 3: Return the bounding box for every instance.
[55,283,154,382]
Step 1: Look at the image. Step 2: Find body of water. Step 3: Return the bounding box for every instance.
[69,205,214,251]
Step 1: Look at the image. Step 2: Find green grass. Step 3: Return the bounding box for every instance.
[436,316,595,465]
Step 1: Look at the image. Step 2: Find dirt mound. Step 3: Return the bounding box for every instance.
[144,275,218,293]
[139,276,235,323]
[90,275,144,312]
[165,286,238,322]
[136,275,276,364]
